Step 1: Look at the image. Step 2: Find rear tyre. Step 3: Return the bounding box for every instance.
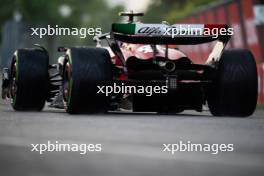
[207,49,257,117]
[10,49,49,111]
[63,47,113,114]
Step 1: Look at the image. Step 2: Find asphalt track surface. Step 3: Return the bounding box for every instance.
[0,97,264,176]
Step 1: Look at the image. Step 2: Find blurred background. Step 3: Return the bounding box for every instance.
[0,0,264,102]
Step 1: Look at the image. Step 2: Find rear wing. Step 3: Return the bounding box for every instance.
[111,23,232,45]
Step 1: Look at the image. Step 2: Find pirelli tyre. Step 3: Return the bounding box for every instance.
[63,47,113,114]
[10,49,49,111]
[207,49,257,117]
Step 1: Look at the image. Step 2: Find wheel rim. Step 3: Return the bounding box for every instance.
[62,57,72,109]
[10,57,18,105]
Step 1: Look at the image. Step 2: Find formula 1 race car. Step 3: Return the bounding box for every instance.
[1,12,258,116]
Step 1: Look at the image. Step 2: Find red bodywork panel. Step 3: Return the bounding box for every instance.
[106,44,187,66]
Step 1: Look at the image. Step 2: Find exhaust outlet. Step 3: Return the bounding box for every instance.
[158,61,176,72]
